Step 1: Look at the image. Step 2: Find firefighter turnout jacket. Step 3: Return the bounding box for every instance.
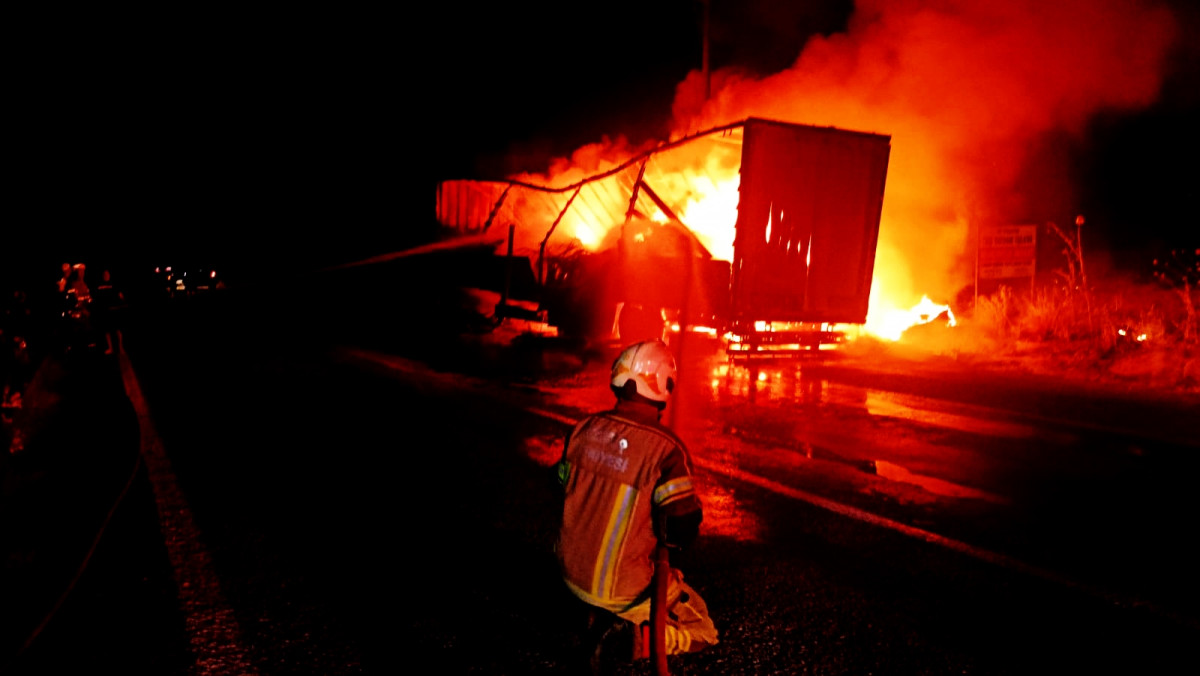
[555,398,702,613]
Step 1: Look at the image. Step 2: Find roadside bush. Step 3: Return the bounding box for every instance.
[961,259,1197,392]
[884,218,1195,392]
[1152,247,1199,345]
[971,285,1015,340]
[1091,285,1164,354]
[1017,287,1073,342]
[982,278,1193,349]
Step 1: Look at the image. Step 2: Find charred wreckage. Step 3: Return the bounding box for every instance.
[434,117,891,361]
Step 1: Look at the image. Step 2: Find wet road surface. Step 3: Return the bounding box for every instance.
[2,284,1198,675]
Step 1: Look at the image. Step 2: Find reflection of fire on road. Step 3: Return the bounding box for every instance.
[694,479,767,544]
[871,460,1005,503]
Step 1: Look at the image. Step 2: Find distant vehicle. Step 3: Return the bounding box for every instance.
[155,266,226,298]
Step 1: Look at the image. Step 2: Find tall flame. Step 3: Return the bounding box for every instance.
[656,174,741,263]
[508,1,1179,339]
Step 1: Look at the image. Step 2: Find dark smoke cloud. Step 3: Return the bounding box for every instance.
[669,0,1180,304]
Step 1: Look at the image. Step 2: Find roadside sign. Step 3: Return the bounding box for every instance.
[978,224,1037,279]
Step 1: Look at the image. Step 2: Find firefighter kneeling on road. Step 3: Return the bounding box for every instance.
[553,339,719,669]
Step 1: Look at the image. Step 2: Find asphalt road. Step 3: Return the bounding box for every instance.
[2,285,1198,675]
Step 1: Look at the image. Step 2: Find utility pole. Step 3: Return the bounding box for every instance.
[1075,214,1094,333]
[701,0,711,100]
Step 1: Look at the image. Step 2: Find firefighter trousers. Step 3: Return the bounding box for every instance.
[613,568,718,655]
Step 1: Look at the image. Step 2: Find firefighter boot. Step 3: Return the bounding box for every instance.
[582,610,635,676]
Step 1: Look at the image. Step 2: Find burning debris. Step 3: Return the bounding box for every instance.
[434,0,1182,355]
[437,118,891,357]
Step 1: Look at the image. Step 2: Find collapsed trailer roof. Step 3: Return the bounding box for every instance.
[435,119,750,261]
[435,116,887,254]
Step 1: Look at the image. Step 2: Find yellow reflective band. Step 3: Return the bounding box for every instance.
[653,477,694,506]
[591,484,637,598]
[563,578,645,614]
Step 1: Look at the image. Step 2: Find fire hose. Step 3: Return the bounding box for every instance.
[650,534,671,675]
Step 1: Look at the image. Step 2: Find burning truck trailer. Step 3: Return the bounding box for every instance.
[435,117,891,361]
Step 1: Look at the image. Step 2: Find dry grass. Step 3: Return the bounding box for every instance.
[898,267,1199,396]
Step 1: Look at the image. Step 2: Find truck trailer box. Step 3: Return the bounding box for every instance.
[434,117,891,354]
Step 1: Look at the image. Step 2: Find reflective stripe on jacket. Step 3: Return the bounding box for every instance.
[556,399,701,610]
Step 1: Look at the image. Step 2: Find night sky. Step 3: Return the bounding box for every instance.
[7,1,1198,292]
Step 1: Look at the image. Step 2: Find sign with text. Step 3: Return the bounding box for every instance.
[978,224,1037,279]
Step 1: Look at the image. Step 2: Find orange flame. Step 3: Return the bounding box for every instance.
[504,0,1178,341]
[864,294,956,342]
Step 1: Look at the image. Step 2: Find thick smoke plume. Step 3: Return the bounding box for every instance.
[512,0,1179,320]
[669,0,1179,307]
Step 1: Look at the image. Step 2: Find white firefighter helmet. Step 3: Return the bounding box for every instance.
[610,339,677,403]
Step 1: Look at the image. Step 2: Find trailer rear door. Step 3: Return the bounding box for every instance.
[730,118,891,327]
